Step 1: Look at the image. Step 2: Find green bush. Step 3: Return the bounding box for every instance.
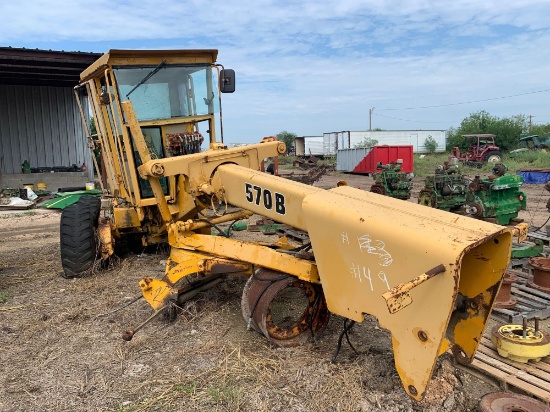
[354,137,379,148]
[447,111,528,151]
[424,135,438,154]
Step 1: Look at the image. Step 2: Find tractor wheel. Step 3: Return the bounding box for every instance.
[466,202,484,218]
[418,190,436,208]
[484,151,502,163]
[370,184,386,195]
[60,196,101,278]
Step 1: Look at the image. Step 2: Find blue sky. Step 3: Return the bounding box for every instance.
[2,0,549,144]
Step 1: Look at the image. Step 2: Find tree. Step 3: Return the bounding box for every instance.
[354,137,379,148]
[276,131,297,154]
[446,110,528,151]
[529,123,550,138]
[424,135,438,154]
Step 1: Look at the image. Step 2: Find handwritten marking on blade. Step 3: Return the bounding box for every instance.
[358,235,393,266]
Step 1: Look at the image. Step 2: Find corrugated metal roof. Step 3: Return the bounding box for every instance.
[0,47,101,87]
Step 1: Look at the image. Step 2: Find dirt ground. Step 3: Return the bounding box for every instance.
[0,171,549,412]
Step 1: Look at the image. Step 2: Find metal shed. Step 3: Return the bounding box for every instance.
[0,47,101,190]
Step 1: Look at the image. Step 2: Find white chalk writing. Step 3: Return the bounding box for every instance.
[349,264,391,292]
[357,235,393,266]
[342,232,350,245]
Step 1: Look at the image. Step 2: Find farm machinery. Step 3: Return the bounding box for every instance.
[65,49,513,401]
[451,134,502,167]
[419,162,527,225]
[369,160,413,200]
[418,162,468,211]
[509,134,550,157]
[464,164,527,225]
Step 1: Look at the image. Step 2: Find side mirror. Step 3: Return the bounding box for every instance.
[219,69,235,93]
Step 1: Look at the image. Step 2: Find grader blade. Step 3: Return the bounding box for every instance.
[301,186,511,400]
[210,162,512,400]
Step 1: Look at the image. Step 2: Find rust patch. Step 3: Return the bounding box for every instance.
[242,268,330,347]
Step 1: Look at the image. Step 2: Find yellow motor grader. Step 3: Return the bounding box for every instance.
[65,49,513,401]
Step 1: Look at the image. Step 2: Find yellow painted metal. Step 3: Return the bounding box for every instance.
[491,324,550,362]
[112,207,141,229]
[382,264,446,314]
[512,222,529,243]
[80,49,218,83]
[78,48,284,249]
[166,248,250,285]
[300,186,511,400]
[213,164,321,231]
[138,247,251,310]
[77,49,515,401]
[167,230,319,283]
[137,154,511,400]
[174,210,252,232]
[139,277,173,310]
[137,140,285,191]
[97,218,114,260]
[121,100,173,223]
[78,50,232,239]
[122,100,152,165]
[73,86,106,193]
[89,77,128,199]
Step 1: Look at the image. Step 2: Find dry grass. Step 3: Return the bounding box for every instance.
[4,186,547,411]
[0,237,483,412]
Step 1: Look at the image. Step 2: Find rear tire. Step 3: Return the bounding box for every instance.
[484,151,502,163]
[60,196,101,278]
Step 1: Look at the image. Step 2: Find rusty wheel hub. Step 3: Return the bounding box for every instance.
[479,391,548,412]
[241,268,330,347]
[370,184,386,195]
[467,202,484,218]
[494,272,518,309]
[528,257,550,292]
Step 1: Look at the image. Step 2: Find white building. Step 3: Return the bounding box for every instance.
[295,130,446,157]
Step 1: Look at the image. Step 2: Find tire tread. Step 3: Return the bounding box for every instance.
[60,196,101,278]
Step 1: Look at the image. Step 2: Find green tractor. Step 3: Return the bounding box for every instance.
[369,161,413,200]
[509,135,550,157]
[464,164,527,225]
[418,162,468,211]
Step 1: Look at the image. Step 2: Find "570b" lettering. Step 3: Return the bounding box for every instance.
[245,183,286,215]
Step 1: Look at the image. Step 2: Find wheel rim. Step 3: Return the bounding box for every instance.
[467,202,484,217]
[479,391,548,412]
[487,155,501,163]
[241,268,330,347]
[370,184,386,195]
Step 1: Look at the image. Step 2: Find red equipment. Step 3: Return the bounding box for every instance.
[451,134,502,167]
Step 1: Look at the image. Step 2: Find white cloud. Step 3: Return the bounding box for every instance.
[1,0,549,141]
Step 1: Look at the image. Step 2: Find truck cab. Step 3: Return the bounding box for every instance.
[75,49,235,244]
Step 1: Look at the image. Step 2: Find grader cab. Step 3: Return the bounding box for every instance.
[65,49,513,401]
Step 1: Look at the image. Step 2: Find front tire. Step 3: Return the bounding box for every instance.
[60,196,101,278]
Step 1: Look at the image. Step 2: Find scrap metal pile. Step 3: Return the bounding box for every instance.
[464,164,527,225]
[371,160,527,226]
[369,160,413,200]
[280,162,333,185]
[418,161,467,211]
